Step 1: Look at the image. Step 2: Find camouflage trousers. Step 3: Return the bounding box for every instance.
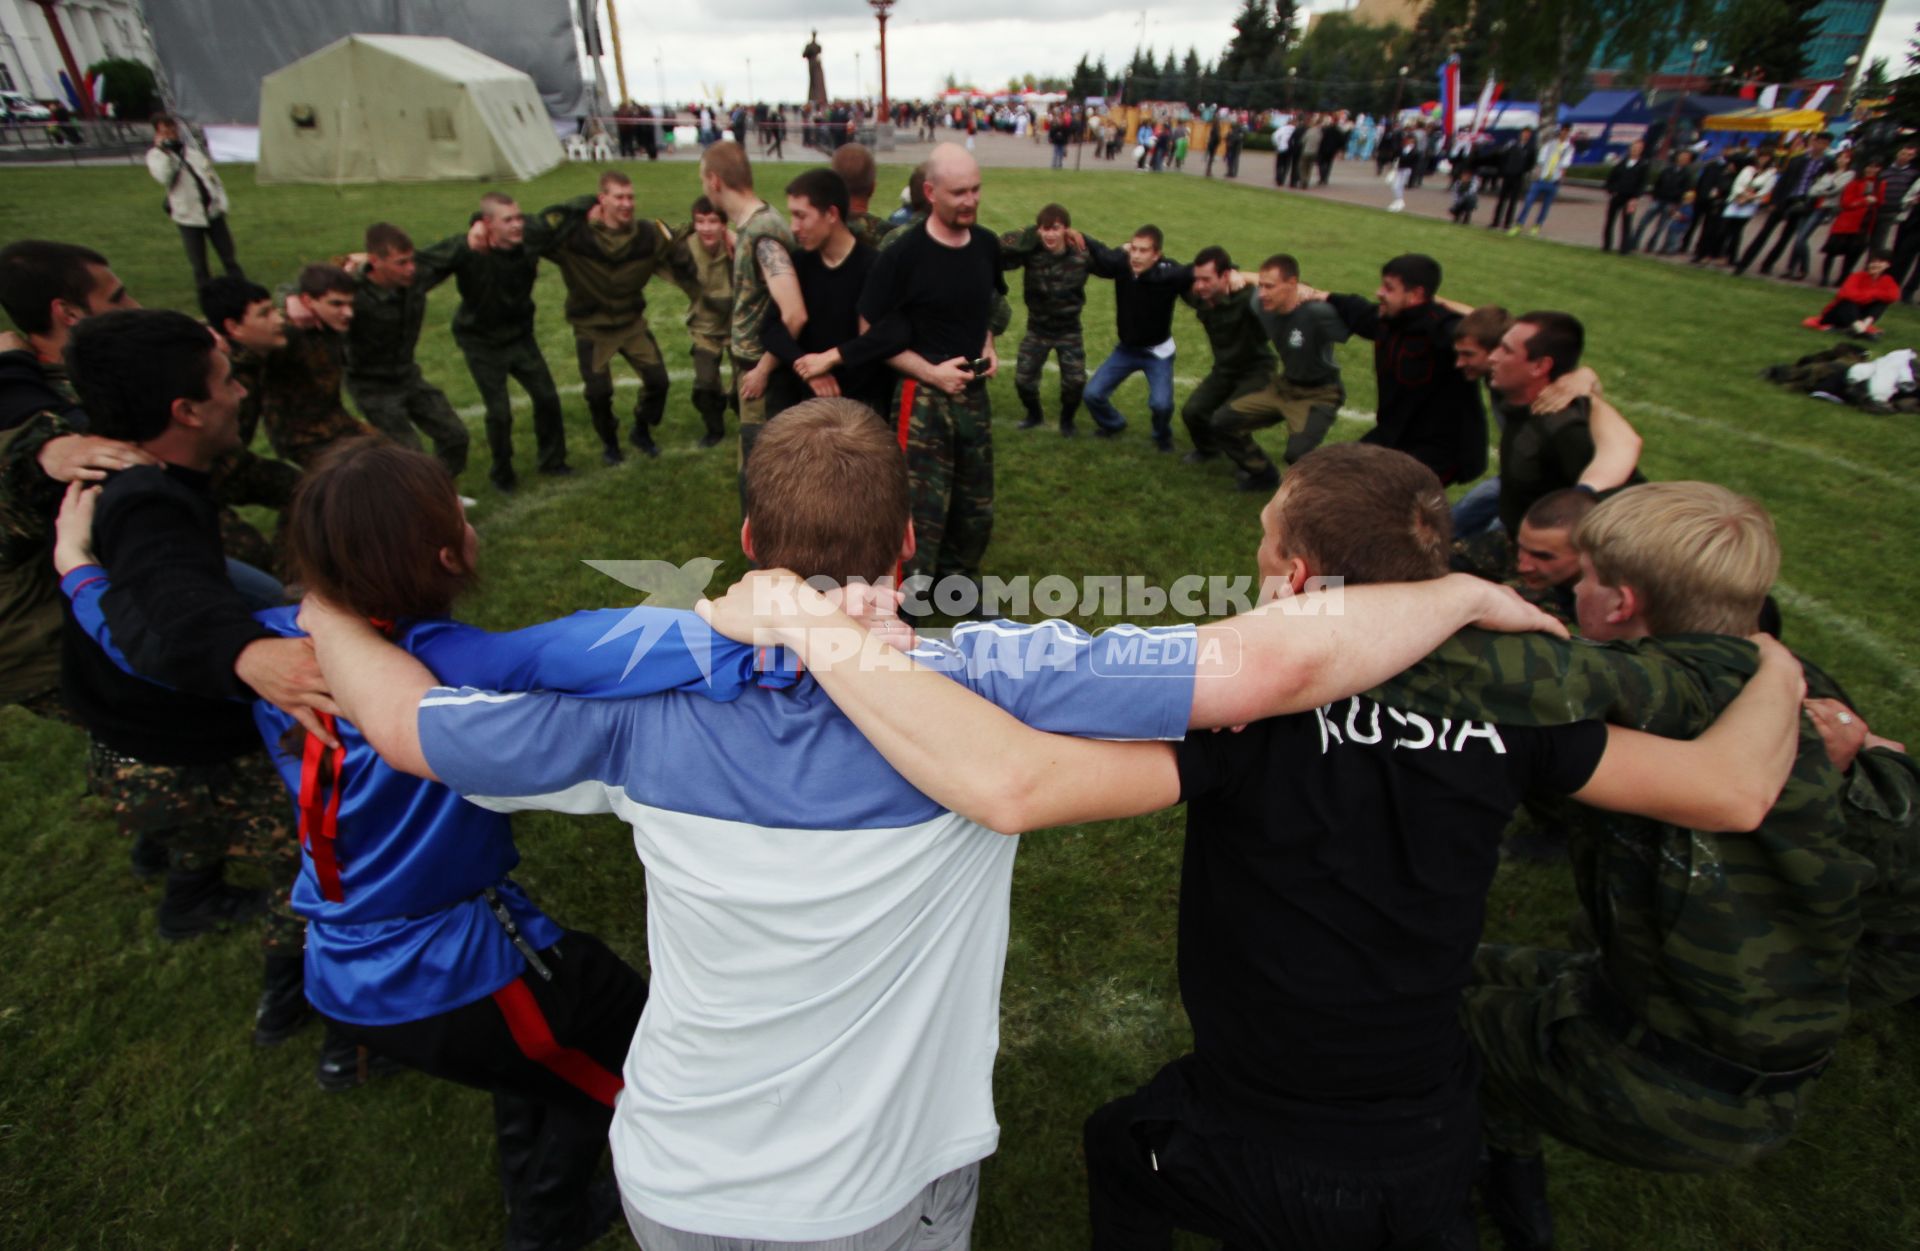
[460,333,568,478]
[1218,375,1343,476]
[210,446,301,577]
[1013,331,1087,418]
[347,371,471,478]
[93,744,304,956]
[1464,944,1816,1171]
[897,377,993,582]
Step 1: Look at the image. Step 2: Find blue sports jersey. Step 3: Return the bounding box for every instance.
[61,566,791,1024]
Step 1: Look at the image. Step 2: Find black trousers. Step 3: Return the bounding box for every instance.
[1601,197,1636,251]
[334,930,647,1250]
[1820,298,1889,327]
[1084,1063,1481,1251]
[178,215,244,291]
[1741,201,1809,271]
[1492,176,1524,229]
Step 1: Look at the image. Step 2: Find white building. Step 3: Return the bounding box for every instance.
[0,0,156,101]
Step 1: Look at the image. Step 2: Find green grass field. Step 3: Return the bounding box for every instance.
[2,157,1918,1251]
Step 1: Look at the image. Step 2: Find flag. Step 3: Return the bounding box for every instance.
[1469,74,1501,137]
[1438,54,1461,141]
[1758,84,1779,109]
[1805,83,1835,112]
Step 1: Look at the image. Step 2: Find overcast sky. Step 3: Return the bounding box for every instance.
[598,0,1920,104]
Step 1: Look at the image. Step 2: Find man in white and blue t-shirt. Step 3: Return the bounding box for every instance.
[299,398,1567,1250]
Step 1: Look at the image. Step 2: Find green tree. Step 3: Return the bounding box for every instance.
[86,56,157,119]
[1886,24,1920,129]
[1714,0,1823,85]
[1220,0,1282,80]
[1862,56,1891,95]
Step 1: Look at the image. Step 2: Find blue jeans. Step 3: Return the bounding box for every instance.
[1450,477,1503,539]
[1084,345,1175,442]
[1516,180,1559,226]
[1051,145,1066,169]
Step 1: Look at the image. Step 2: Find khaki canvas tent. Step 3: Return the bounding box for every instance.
[258,34,562,184]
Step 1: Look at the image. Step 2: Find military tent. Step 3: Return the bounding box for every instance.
[258,34,562,185]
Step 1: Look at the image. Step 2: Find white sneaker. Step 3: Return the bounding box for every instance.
[1387,198,1405,213]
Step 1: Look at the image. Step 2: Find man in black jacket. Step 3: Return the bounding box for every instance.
[1601,141,1650,252]
[1688,148,1736,261]
[1316,254,1486,486]
[1636,149,1697,254]
[1073,225,1196,451]
[1737,132,1833,275]
[62,309,338,1047]
[1490,128,1537,231]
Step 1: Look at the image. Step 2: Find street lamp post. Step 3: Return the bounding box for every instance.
[1287,65,1297,110]
[868,0,896,150]
[1391,65,1408,120]
[1661,38,1709,159]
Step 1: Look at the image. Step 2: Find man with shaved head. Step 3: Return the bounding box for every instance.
[859,143,1008,601]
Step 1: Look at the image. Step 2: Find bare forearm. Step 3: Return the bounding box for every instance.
[308,623,438,778]
[1580,398,1642,491]
[1191,575,1502,728]
[1686,659,1804,827]
[781,610,1174,831]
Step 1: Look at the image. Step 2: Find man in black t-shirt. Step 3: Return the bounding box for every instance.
[758,168,897,422]
[858,143,1006,591]
[1487,311,1644,537]
[696,441,1807,1251]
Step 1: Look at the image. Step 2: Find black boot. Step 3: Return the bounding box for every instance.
[586,396,622,465]
[1480,1148,1555,1251]
[157,865,266,942]
[129,833,169,883]
[253,953,315,1046]
[1015,386,1044,430]
[1059,388,1081,437]
[1234,466,1281,492]
[315,1022,406,1093]
[694,392,727,448]
[628,420,660,458]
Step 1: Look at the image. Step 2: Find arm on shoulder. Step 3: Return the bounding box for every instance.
[1571,634,1805,831]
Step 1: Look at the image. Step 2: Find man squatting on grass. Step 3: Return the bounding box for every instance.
[298,399,1804,1250]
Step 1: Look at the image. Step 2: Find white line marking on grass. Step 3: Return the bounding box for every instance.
[1771,582,1920,700]
[1619,400,1919,497]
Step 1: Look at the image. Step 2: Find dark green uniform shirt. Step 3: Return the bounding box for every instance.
[414,231,542,347]
[345,259,453,383]
[531,195,677,331]
[1184,285,1275,376]
[1254,299,1348,386]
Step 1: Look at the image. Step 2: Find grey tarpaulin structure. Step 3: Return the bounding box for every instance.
[258,36,563,185]
[140,0,588,124]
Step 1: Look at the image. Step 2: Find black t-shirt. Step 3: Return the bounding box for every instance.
[1173,695,1606,1146]
[858,221,1005,363]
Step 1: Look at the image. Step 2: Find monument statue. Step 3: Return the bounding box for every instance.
[803,30,827,108]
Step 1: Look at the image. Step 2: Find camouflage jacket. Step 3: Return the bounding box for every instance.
[261,326,364,464]
[998,226,1090,337]
[343,257,454,383]
[1375,630,1869,1071]
[664,227,733,341]
[0,358,81,702]
[848,210,894,245]
[728,201,798,364]
[228,342,267,448]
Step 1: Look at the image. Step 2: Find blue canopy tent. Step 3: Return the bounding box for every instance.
[1562,90,1654,163]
